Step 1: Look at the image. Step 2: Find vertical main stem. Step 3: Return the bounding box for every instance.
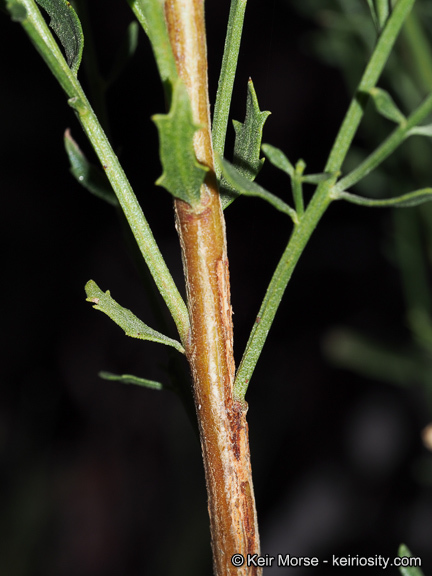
[164,0,261,574]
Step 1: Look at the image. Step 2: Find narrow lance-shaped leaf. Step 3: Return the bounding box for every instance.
[367,87,406,124]
[220,157,299,224]
[333,188,432,208]
[35,0,83,75]
[85,280,185,354]
[153,79,208,206]
[221,79,271,209]
[64,130,118,206]
[99,371,165,391]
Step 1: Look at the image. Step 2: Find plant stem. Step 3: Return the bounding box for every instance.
[234,189,333,400]
[234,0,416,398]
[212,0,248,177]
[325,0,415,175]
[335,92,432,193]
[15,0,190,344]
[164,0,260,573]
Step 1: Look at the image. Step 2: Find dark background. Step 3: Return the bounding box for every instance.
[1,1,432,574]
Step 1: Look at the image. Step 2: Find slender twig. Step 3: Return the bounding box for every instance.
[212,0,248,177]
[16,0,190,344]
[234,0,416,399]
[335,92,432,193]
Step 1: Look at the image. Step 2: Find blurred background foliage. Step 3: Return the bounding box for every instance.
[1,0,432,574]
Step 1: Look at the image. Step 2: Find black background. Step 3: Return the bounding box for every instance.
[1,1,432,575]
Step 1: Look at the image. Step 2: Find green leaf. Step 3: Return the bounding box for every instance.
[85,280,185,354]
[407,123,432,137]
[153,79,208,206]
[35,0,83,75]
[64,130,118,206]
[99,371,165,391]
[220,80,270,209]
[106,21,139,88]
[301,172,334,184]
[128,0,177,96]
[261,144,294,177]
[220,157,299,224]
[334,188,432,208]
[368,87,406,124]
[232,79,271,180]
[366,0,391,32]
[397,544,424,576]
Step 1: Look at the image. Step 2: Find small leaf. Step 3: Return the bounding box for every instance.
[106,21,139,87]
[407,124,432,137]
[220,80,270,210]
[153,79,208,206]
[334,188,432,208]
[366,0,391,32]
[220,158,299,224]
[64,130,118,206]
[397,544,424,576]
[35,0,84,75]
[368,87,406,124]
[301,172,334,184]
[99,371,164,391]
[262,143,294,177]
[232,79,271,180]
[85,280,185,354]
[128,0,177,95]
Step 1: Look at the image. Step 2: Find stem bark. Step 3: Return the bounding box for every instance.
[164,0,261,573]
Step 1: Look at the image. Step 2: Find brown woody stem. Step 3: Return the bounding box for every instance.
[164,0,261,573]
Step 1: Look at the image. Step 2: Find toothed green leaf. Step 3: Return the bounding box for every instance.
[153,80,208,206]
[232,79,271,180]
[85,280,185,354]
[397,545,424,576]
[334,188,432,208]
[220,158,298,224]
[368,87,406,124]
[221,80,270,209]
[99,371,165,391]
[64,130,118,206]
[35,0,83,75]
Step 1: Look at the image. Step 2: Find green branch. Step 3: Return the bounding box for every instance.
[212,0,248,177]
[8,0,190,344]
